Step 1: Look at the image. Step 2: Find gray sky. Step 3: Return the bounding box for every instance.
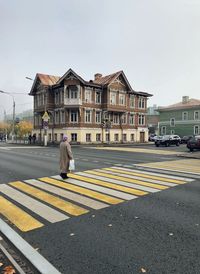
[0,0,200,118]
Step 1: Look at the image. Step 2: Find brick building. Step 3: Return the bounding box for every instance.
[29,69,152,144]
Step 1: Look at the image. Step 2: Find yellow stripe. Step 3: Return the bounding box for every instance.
[68,173,147,196]
[9,181,88,216]
[0,196,43,232]
[103,168,185,184]
[39,177,123,205]
[85,170,168,190]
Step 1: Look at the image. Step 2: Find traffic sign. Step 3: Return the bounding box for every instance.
[42,111,50,122]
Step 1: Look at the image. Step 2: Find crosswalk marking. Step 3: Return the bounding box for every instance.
[25,179,109,210]
[0,184,68,222]
[135,159,200,175]
[0,166,195,232]
[0,195,44,232]
[10,181,89,216]
[103,167,186,184]
[77,171,160,193]
[85,170,168,190]
[52,175,137,200]
[39,177,123,205]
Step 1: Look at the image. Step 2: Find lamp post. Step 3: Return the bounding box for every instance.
[0,90,15,141]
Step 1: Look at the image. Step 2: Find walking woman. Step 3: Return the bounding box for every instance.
[60,135,73,179]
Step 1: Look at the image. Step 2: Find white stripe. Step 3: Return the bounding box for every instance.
[25,179,108,210]
[114,166,193,182]
[93,169,176,187]
[52,175,136,200]
[0,184,68,223]
[0,219,61,274]
[77,172,159,193]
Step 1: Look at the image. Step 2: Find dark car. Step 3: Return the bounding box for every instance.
[180,135,193,144]
[155,135,181,147]
[187,135,200,151]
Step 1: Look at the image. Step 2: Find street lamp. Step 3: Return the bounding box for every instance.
[0,90,15,141]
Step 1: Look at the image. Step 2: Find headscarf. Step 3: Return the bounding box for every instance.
[63,135,68,141]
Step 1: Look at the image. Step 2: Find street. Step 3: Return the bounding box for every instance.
[0,143,200,274]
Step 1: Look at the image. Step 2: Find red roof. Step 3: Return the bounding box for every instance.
[93,71,122,85]
[37,73,60,86]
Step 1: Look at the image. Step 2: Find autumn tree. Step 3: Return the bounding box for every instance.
[15,121,33,138]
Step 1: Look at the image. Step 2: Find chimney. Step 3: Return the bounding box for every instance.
[182,96,189,104]
[94,73,102,80]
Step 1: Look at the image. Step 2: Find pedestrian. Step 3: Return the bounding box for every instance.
[28,134,32,144]
[32,133,36,144]
[59,135,73,179]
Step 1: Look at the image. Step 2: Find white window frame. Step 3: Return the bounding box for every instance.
[119,94,125,105]
[95,111,101,123]
[110,92,116,105]
[55,111,59,124]
[96,133,101,142]
[70,110,78,123]
[95,91,101,104]
[182,112,188,120]
[129,114,134,125]
[85,89,92,103]
[138,97,145,109]
[170,118,175,127]
[194,111,199,120]
[113,114,119,124]
[86,133,91,142]
[138,114,145,126]
[85,110,92,123]
[71,133,77,142]
[60,110,65,124]
[121,114,127,124]
[194,125,199,135]
[130,95,135,108]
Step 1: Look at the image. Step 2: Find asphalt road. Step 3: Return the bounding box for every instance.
[0,143,200,274]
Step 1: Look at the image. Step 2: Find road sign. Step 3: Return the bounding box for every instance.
[42,111,50,122]
[43,120,48,129]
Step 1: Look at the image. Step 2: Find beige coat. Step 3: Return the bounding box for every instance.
[59,141,73,173]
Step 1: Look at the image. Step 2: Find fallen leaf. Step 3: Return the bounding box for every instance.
[3,265,16,274]
[108,224,112,227]
[70,233,75,236]
[169,233,174,236]
[134,216,139,219]
[0,262,3,267]
[141,267,147,273]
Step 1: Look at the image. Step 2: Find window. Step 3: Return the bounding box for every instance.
[55,92,59,104]
[138,97,145,108]
[182,112,188,120]
[131,133,135,141]
[60,133,63,141]
[194,111,199,120]
[170,118,175,126]
[130,95,135,108]
[119,94,125,105]
[138,114,145,125]
[113,114,119,124]
[71,110,78,123]
[71,133,77,142]
[96,133,101,141]
[106,133,110,142]
[85,89,92,103]
[54,133,57,142]
[194,125,199,135]
[95,91,101,104]
[60,89,64,103]
[71,89,78,99]
[96,111,101,123]
[129,114,134,125]
[110,92,116,105]
[60,110,65,124]
[161,126,166,135]
[48,133,51,142]
[123,134,127,142]
[85,110,92,123]
[114,134,119,142]
[86,133,91,142]
[121,114,126,124]
[55,111,59,124]
[171,130,175,134]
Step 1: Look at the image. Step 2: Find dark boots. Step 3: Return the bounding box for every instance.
[60,173,68,179]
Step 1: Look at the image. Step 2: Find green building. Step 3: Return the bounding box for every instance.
[157,96,200,137]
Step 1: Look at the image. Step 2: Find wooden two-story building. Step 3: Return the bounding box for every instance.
[29,69,152,144]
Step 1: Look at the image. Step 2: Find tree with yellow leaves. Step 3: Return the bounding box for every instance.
[15,121,33,138]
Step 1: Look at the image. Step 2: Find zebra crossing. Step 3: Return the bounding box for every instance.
[0,166,194,232]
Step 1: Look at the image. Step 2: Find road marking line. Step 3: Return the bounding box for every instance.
[0,184,68,223]
[93,169,176,187]
[116,166,193,182]
[104,167,186,184]
[25,179,108,210]
[68,173,148,196]
[10,181,89,216]
[76,172,160,193]
[85,170,168,190]
[0,195,43,232]
[52,176,137,200]
[39,177,123,205]
[0,219,61,274]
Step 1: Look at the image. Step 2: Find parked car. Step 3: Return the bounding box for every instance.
[155,135,181,147]
[180,135,193,144]
[187,135,200,151]
[148,134,157,141]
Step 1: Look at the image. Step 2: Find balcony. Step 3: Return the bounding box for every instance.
[64,98,82,107]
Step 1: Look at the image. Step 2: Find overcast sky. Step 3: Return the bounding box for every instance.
[0,0,200,118]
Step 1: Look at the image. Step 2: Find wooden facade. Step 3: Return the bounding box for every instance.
[29,69,152,144]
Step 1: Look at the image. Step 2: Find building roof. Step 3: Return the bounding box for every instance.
[93,71,122,85]
[158,98,200,111]
[37,73,60,86]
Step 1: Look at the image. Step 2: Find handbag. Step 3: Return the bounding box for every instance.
[69,159,75,171]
